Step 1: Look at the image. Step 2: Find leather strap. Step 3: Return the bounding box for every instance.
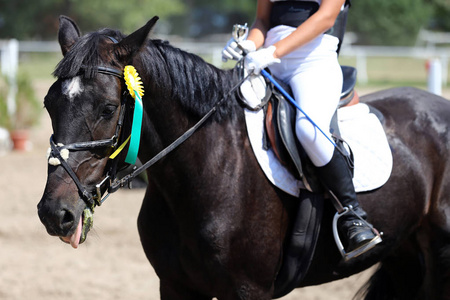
[50,136,95,209]
[109,72,250,192]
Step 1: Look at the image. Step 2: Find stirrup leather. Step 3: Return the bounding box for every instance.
[332,206,383,261]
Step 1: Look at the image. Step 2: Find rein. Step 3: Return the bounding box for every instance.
[48,64,248,210]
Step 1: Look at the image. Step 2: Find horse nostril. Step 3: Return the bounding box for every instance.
[59,209,75,234]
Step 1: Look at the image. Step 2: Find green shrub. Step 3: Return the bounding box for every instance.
[0,73,41,130]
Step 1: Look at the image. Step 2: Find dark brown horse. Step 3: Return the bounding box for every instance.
[38,16,450,299]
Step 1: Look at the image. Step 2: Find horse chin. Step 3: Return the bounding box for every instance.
[60,207,93,249]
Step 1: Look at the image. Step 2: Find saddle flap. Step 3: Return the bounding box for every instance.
[273,191,324,298]
[275,89,303,178]
[265,83,319,192]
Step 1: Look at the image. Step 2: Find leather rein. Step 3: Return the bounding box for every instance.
[48,64,248,211]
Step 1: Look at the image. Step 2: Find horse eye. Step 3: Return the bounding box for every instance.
[101,105,117,118]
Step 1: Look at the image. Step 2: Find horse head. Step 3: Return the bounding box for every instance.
[38,15,158,248]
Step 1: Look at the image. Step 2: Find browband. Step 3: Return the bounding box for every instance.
[97,66,123,78]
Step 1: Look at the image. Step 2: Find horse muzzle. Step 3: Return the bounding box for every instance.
[59,207,93,248]
[38,190,93,249]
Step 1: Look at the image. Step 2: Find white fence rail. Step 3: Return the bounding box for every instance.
[1,39,19,116]
[340,45,449,85]
[1,39,450,93]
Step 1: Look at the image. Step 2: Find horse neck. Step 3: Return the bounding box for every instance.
[134,40,244,165]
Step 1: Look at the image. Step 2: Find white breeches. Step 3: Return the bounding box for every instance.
[265,26,342,167]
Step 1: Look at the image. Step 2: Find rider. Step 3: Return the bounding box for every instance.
[222,0,382,259]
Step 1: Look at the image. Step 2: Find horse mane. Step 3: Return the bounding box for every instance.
[53,28,125,79]
[139,39,240,120]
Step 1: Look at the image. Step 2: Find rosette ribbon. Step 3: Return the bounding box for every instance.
[122,65,144,165]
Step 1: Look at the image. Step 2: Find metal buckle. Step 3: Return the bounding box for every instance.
[110,135,118,149]
[94,175,111,206]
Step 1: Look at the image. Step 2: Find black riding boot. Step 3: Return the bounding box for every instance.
[316,148,382,260]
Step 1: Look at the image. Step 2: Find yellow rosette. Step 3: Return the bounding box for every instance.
[124,65,144,99]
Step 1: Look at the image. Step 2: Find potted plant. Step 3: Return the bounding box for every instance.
[0,73,41,151]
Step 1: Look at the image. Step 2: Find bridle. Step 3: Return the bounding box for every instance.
[48,57,249,211]
[48,66,128,210]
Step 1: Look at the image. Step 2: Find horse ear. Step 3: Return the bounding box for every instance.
[58,15,81,56]
[116,16,159,60]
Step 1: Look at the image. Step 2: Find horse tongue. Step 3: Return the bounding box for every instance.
[61,216,83,249]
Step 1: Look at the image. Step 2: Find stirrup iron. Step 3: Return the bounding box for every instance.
[332,206,383,261]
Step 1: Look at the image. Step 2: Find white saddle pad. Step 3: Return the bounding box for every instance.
[244,103,393,197]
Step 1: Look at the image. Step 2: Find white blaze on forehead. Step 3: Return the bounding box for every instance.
[62,76,83,100]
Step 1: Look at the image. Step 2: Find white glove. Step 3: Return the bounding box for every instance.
[222,39,256,62]
[244,45,280,75]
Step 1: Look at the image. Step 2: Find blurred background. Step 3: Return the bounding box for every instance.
[0,1,449,299]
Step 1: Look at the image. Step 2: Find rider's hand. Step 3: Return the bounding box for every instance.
[222,39,256,62]
[244,45,280,75]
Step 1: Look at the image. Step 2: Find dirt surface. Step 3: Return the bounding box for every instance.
[6,82,447,300]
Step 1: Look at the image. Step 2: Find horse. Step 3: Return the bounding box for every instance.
[38,16,450,299]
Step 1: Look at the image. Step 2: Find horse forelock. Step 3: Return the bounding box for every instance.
[53,29,124,79]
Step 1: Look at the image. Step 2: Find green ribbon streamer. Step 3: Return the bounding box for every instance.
[125,91,143,164]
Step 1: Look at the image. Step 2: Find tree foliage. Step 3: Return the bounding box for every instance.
[0,0,448,46]
[427,0,450,31]
[0,0,184,39]
[347,0,433,46]
[166,0,256,37]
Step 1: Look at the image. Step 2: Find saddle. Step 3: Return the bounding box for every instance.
[264,65,358,193]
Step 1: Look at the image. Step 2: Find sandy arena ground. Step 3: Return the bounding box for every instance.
[3,82,447,300]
